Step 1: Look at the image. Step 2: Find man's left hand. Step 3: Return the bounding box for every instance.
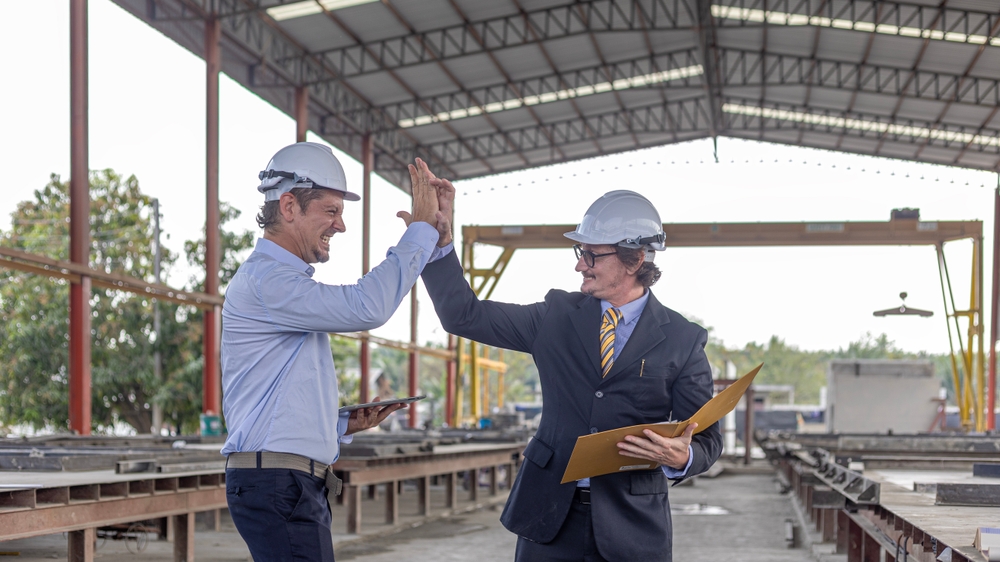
[345,399,407,435]
[616,422,697,469]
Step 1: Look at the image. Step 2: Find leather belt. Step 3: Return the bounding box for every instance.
[573,487,591,505]
[226,451,342,498]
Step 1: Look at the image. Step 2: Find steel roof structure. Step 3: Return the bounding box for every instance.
[112,0,1000,192]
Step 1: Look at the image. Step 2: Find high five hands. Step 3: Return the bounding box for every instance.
[396,158,455,248]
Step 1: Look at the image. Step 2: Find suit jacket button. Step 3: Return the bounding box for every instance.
[590,427,598,434]
[595,391,604,398]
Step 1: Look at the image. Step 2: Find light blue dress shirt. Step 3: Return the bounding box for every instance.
[221,223,439,465]
[431,244,693,483]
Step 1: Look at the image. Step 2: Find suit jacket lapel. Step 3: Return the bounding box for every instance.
[602,292,671,383]
[571,296,603,376]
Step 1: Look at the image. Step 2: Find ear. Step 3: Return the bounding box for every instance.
[277,192,299,222]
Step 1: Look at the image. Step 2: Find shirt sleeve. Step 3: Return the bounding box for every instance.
[428,242,454,263]
[337,411,353,444]
[660,445,694,479]
[260,222,439,333]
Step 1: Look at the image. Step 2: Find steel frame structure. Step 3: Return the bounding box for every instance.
[772,433,996,562]
[110,0,1000,176]
[8,0,999,442]
[108,0,998,427]
[0,471,227,561]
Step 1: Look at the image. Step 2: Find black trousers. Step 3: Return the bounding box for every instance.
[514,499,610,562]
[226,467,335,561]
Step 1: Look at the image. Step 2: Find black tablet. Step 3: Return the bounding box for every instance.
[338,395,426,413]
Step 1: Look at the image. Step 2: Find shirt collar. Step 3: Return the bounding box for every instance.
[255,238,315,277]
[601,290,649,326]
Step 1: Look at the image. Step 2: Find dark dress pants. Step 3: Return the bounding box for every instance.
[514,499,610,562]
[226,467,335,561]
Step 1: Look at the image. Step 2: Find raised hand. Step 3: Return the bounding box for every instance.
[396,157,440,227]
[428,175,455,248]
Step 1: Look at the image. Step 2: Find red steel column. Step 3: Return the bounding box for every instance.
[446,334,456,426]
[989,186,999,429]
[408,290,418,427]
[294,86,308,143]
[359,134,373,403]
[203,17,222,416]
[69,0,92,435]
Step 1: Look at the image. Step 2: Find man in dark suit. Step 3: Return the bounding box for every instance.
[419,164,723,561]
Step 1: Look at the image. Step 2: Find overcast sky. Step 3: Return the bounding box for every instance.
[1,0,997,356]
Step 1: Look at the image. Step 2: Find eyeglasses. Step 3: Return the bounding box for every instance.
[573,245,617,267]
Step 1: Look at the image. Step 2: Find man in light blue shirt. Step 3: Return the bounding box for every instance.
[221,143,449,561]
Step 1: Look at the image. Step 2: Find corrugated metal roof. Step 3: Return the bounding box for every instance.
[112,0,1000,191]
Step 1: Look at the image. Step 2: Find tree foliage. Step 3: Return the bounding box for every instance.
[704,326,953,405]
[0,171,253,435]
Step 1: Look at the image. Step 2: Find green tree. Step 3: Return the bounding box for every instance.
[331,336,360,407]
[0,171,171,433]
[0,172,254,435]
[157,202,255,434]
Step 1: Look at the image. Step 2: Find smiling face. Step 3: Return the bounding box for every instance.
[275,188,346,264]
[575,243,645,307]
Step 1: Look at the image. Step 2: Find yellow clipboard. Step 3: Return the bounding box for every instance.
[560,363,763,483]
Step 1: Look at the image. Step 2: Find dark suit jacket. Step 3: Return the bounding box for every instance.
[422,250,723,561]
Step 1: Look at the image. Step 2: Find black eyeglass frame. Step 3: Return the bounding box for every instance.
[573,244,618,267]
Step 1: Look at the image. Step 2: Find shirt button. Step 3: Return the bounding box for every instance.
[590,427,598,434]
[595,391,604,398]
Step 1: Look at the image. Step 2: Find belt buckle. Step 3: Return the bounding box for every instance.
[576,488,591,505]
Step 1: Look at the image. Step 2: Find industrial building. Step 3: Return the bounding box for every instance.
[2,1,999,561]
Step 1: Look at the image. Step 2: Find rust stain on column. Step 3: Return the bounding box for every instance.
[69,0,92,435]
[204,16,221,416]
[295,86,308,143]
[359,134,373,403]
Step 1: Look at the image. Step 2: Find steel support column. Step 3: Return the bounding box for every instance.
[991,186,999,429]
[359,133,373,403]
[294,86,308,143]
[68,528,95,562]
[203,16,222,416]
[446,334,456,426]
[408,288,418,428]
[69,0,91,435]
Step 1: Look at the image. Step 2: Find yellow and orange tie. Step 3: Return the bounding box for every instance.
[600,308,623,378]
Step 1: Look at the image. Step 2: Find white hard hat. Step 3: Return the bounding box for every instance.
[257,142,360,202]
[564,190,666,251]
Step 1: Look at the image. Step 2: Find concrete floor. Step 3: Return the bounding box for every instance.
[0,464,816,562]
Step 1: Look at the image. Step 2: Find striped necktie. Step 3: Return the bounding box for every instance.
[600,308,623,378]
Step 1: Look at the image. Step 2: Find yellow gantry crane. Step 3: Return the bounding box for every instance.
[458,216,987,431]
